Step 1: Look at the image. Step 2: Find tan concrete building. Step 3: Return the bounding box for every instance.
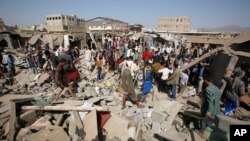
[46,14,86,33]
[157,16,191,32]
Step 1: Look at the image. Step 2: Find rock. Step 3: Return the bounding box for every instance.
[16,128,30,141]
[161,121,169,131]
[153,100,183,131]
[126,101,133,107]
[151,110,167,123]
[86,97,101,104]
[216,114,250,132]
[156,126,185,141]
[103,114,129,140]
[173,115,184,126]
[107,101,117,106]
[24,126,70,141]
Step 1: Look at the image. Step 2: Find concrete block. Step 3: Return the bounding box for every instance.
[156,126,184,141]
[24,125,70,141]
[151,110,167,123]
[16,128,30,141]
[28,116,51,130]
[103,114,129,139]
[151,122,161,133]
[172,115,184,126]
[153,100,183,131]
[126,101,133,107]
[216,114,250,132]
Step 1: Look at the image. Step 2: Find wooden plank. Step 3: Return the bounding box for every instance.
[72,111,85,138]
[9,102,16,141]
[181,47,223,71]
[21,105,108,112]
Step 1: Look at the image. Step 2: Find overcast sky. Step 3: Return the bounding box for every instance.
[0,0,250,29]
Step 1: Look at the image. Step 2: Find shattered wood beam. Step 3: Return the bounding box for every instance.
[226,48,250,58]
[181,47,224,71]
[21,106,108,112]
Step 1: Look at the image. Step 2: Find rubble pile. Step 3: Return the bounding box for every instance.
[0,50,250,141]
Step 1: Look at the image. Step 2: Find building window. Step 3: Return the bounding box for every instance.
[55,17,58,20]
[176,19,178,22]
[58,17,61,20]
[63,17,65,20]
[180,19,183,22]
[47,18,49,20]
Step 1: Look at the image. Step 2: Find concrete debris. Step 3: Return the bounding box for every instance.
[1,31,249,141]
[151,122,161,133]
[24,125,71,141]
[103,114,129,140]
[151,110,168,123]
[83,110,98,141]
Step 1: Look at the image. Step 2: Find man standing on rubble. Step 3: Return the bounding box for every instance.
[166,62,180,100]
[200,73,221,132]
[223,69,245,115]
[54,58,74,100]
[120,67,141,109]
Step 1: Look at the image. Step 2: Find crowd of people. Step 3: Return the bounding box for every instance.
[0,33,249,134]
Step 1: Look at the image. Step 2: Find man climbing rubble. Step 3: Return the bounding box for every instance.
[119,66,142,109]
[54,58,75,100]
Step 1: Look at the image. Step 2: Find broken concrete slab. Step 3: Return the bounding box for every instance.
[24,125,70,141]
[215,114,250,132]
[126,101,133,107]
[103,114,129,139]
[28,115,51,130]
[82,110,98,141]
[155,126,185,141]
[153,100,183,131]
[151,110,167,123]
[14,70,37,86]
[16,128,31,141]
[151,122,161,133]
[36,73,50,86]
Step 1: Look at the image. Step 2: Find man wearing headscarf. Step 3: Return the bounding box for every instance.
[120,67,141,109]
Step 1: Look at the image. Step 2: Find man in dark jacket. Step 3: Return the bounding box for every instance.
[223,69,245,115]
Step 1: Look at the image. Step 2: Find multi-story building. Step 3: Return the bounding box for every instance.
[157,16,191,32]
[46,14,86,33]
